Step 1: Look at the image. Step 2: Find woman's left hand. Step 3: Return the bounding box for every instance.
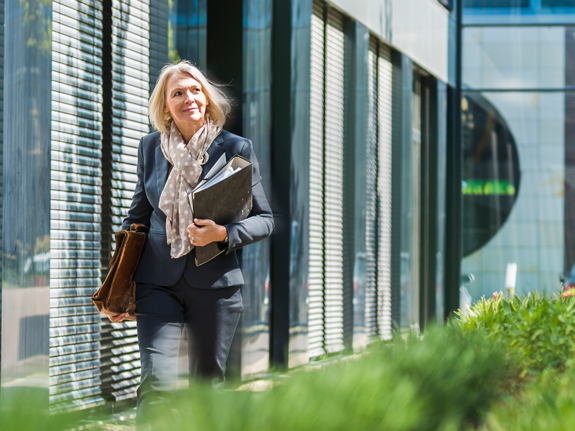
[187,219,227,247]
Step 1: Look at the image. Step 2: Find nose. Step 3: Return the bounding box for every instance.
[184,89,195,105]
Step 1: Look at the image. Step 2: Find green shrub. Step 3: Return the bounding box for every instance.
[452,292,575,374]
[149,327,510,431]
[477,369,575,431]
[0,389,68,431]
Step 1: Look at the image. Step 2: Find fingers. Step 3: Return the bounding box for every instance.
[193,218,214,227]
[108,312,129,322]
[187,220,218,247]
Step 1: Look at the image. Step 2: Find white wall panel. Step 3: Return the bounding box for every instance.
[327,0,450,82]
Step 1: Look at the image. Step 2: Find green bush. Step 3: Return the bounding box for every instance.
[477,369,575,431]
[0,389,71,431]
[149,327,510,431]
[452,292,575,374]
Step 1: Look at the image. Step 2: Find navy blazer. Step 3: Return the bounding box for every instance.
[121,130,275,288]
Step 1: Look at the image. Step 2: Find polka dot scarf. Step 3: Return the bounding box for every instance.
[159,120,222,259]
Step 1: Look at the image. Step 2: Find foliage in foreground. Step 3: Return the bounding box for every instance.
[0,388,90,431]
[453,292,575,374]
[477,368,575,431]
[148,327,510,431]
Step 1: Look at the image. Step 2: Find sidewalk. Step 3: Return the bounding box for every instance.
[95,352,363,430]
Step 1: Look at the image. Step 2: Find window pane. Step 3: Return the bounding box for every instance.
[461,91,565,301]
[541,0,575,7]
[464,0,530,8]
[463,26,565,90]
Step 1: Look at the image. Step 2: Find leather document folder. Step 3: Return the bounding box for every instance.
[190,155,253,266]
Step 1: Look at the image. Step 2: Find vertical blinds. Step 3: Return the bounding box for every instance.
[365,39,378,339]
[377,45,393,340]
[308,1,345,358]
[308,0,325,359]
[322,8,345,354]
[99,0,150,403]
[50,0,105,411]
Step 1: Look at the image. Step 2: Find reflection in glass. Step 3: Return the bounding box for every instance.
[461,93,521,257]
[240,0,272,379]
[168,0,207,69]
[411,76,422,328]
[463,26,566,90]
[2,0,51,393]
[461,91,564,300]
[464,0,530,7]
[288,0,312,368]
[435,81,448,323]
[463,0,575,25]
[461,0,575,302]
[399,55,414,329]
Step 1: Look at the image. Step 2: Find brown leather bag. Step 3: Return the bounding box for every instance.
[91,223,149,320]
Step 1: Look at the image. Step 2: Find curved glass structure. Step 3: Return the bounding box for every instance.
[462,93,521,257]
[462,2,575,300]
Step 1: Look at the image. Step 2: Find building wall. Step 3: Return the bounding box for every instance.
[0,0,452,410]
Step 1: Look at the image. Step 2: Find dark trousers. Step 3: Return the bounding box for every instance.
[135,276,243,426]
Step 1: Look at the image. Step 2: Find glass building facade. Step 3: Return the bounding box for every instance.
[0,0,455,412]
[461,0,575,302]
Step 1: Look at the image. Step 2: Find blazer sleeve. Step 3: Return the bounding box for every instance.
[121,138,153,231]
[224,139,274,254]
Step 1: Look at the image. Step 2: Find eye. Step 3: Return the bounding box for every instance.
[173,91,182,97]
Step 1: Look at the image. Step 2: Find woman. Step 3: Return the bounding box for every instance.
[110,60,274,424]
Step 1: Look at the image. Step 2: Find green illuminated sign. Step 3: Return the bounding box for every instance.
[462,180,516,196]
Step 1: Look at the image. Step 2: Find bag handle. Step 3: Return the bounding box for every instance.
[130,223,150,234]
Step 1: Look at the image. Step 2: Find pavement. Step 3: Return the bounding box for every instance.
[92,352,363,430]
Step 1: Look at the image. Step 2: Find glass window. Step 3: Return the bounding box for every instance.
[542,0,575,7]
[463,26,565,90]
[464,0,530,7]
[168,0,207,68]
[461,90,565,300]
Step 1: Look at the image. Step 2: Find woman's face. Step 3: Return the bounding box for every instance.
[164,72,209,130]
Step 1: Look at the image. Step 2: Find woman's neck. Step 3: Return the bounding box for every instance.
[175,119,205,142]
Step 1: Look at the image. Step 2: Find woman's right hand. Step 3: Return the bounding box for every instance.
[108,312,129,322]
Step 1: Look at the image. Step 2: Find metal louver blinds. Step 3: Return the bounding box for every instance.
[309,0,325,359]
[323,8,345,354]
[99,0,150,403]
[364,39,378,339]
[308,1,346,358]
[377,45,393,340]
[50,0,105,411]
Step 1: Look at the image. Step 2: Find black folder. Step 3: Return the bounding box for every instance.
[190,155,252,266]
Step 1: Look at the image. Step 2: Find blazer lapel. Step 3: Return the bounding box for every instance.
[155,143,169,201]
[199,134,226,182]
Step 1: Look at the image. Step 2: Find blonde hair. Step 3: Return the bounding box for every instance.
[149,61,231,133]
